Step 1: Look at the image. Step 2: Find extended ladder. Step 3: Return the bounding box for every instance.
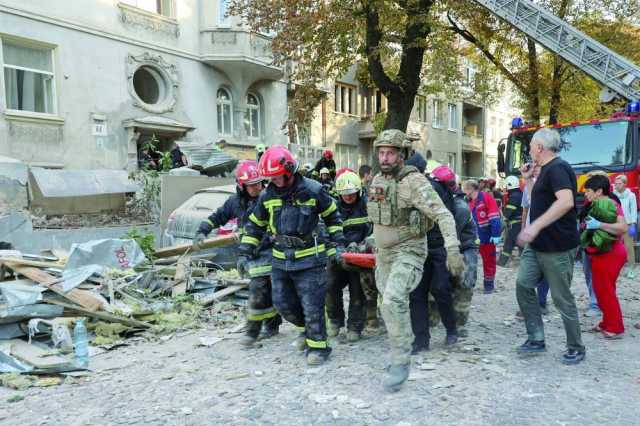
[472,0,640,101]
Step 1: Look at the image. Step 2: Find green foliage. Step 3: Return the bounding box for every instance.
[372,112,387,135]
[123,228,156,261]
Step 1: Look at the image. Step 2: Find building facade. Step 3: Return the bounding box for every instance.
[291,63,519,179]
[0,0,287,171]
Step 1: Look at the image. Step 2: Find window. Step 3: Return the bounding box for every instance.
[334,83,356,115]
[465,64,477,89]
[120,0,173,16]
[416,96,427,122]
[133,66,168,105]
[2,39,56,114]
[447,152,457,172]
[374,89,386,113]
[448,103,458,131]
[432,99,443,128]
[218,0,230,26]
[217,88,233,136]
[296,124,311,146]
[336,144,358,169]
[245,93,261,138]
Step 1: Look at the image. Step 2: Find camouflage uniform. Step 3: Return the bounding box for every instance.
[368,131,462,367]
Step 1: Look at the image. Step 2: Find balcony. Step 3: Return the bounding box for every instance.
[200,29,283,82]
[462,132,483,152]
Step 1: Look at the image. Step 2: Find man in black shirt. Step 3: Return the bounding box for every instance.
[515,128,585,365]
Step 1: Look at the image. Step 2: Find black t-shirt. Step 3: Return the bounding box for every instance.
[530,157,579,252]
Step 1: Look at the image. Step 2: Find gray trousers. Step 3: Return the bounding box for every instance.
[516,245,585,351]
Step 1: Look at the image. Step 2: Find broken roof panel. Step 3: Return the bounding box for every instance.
[30,168,139,198]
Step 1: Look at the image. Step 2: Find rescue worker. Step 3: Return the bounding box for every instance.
[194,160,281,345]
[170,143,188,169]
[319,167,338,198]
[498,175,524,267]
[463,179,502,293]
[312,149,336,179]
[424,169,479,338]
[326,171,372,342]
[368,130,463,392]
[409,165,460,354]
[238,145,346,365]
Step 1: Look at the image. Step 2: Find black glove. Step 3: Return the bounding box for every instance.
[197,220,214,236]
[236,256,250,278]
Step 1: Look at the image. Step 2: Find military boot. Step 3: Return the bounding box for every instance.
[497,253,510,267]
[383,364,410,392]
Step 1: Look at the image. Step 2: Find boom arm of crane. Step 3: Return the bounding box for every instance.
[471,0,640,102]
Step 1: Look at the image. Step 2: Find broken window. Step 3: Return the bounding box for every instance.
[2,39,56,114]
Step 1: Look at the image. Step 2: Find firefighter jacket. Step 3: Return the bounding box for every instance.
[453,194,478,252]
[338,195,372,245]
[469,191,501,244]
[367,166,459,254]
[197,189,272,278]
[239,174,345,271]
[312,158,337,179]
[503,188,523,226]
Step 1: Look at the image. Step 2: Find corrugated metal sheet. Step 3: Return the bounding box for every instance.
[30,168,139,197]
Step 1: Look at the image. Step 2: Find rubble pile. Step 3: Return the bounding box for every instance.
[0,233,246,385]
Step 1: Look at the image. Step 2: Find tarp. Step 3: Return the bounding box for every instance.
[65,239,147,271]
[30,168,139,198]
[59,264,104,293]
[0,281,45,307]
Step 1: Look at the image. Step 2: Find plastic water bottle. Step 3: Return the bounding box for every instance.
[73,319,89,368]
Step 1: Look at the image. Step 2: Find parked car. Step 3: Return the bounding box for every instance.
[163,185,239,268]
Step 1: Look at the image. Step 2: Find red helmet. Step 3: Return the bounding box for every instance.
[336,167,354,179]
[487,178,497,188]
[430,165,456,183]
[235,160,261,189]
[258,145,297,178]
[323,149,333,160]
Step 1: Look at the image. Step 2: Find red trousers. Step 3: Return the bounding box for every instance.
[479,243,497,281]
[590,242,627,334]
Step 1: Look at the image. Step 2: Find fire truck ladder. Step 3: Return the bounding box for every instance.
[472,0,640,102]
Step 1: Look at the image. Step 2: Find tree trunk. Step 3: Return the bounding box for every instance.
[526,38,541,124]
[383,92,415,131]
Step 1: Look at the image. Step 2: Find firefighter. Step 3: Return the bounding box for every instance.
[326,171,372,342]
[312,149,336,180]
[498,175,524,267]
[238,145,346,366]
[368,130,463,392]
[194,160,281,346]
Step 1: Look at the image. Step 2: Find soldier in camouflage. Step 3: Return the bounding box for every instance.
[368,129,464,392]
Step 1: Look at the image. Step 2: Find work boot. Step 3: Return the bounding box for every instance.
[306,348,331,366]
[497,253,510,267]
[411,340,430,355]
[260,326,279,340]
[383,364,410,393]
[346,330,361,343]
[327,321,341,338]
[294,332,307,351]
[239,334,258,347]
[367,318,380,329]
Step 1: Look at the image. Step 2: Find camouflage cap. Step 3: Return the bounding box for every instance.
[374,129,411,150]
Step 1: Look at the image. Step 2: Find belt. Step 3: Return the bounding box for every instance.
[272,234,314,249]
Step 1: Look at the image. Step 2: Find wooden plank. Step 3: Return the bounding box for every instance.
[199,283,247,306]
[172,254,191,297]
[0,257,64,269]
[9,339,71,369]
[46,300,152,329]
[153,233,239,259]
[6,264,103,312]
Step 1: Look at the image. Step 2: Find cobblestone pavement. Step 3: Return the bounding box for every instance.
[2,261,639,426]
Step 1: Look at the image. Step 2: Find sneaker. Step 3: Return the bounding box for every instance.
[562,349,586,365]
[602,331,623,340]
[584,307,601,318]
[294,333,307,351]
[483,281,495,294]
[411,341,430,355]
[346,330,361,343]
[445,333,458,346]
[516,339,546,354]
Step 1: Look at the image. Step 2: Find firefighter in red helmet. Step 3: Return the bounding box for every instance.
[195,160,281,345]
[312,149,336,180]
[239,145,346,365]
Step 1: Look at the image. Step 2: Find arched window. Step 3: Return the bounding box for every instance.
[217,88,232,136]
[245,93,261,139]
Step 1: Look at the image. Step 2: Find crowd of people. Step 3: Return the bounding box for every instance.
[190,126,638,392]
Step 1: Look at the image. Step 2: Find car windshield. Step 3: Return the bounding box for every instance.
[508,120,632,173]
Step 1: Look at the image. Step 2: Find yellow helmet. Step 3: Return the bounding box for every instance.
[319,167,330,175]
[335,171,362,195]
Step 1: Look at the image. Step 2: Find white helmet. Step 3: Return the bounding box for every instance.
[505,175,519,190]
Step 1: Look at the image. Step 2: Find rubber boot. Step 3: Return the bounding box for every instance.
[497,253,510,267]
[384,364,410,392]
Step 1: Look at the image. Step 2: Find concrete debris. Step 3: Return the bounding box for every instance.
[0,237,247,383]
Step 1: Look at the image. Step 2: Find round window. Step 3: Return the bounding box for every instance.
[133,66,166,105]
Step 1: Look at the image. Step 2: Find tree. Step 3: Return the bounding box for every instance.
[230,0,465,132]
[447,0,640,125]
